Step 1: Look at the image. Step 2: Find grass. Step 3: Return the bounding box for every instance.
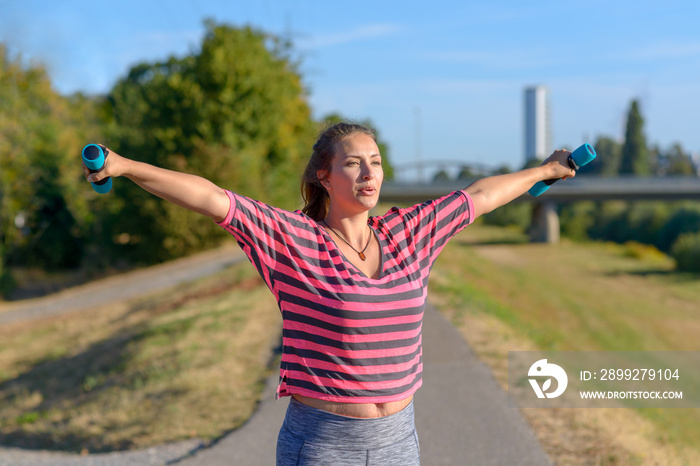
[0,262,280,453]
[1,223,698,463]
[428,223,700,465]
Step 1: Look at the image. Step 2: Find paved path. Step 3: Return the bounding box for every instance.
[174,304,551,466]
[416,305,551,465]
[0,247,551,465]
[0,245,245,326]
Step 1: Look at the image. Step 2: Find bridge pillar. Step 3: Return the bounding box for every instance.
[529,202,560,243]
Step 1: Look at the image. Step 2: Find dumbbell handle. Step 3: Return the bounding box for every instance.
[82,144,112,194]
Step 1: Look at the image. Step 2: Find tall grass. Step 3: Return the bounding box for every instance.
[429,224,700,463]
[0,264,280,452]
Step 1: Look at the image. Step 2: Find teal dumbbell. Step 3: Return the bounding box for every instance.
[82,144,112,194]
[529,144,596,197]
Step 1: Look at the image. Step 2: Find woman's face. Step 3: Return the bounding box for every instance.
[319,132,384,216]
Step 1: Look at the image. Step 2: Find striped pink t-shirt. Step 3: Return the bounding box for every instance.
[217,189,474,403]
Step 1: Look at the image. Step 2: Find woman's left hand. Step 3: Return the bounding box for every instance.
[541,150,576,181]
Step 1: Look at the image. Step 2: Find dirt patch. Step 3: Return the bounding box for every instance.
[471,244,528,268]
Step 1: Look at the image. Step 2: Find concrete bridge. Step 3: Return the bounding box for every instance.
[379,176,700,243]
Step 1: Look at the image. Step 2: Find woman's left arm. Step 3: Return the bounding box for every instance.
[464,150,575,220]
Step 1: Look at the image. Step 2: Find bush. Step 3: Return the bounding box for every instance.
[578,201,700,254]
[481,202,532,230]
[0,267,16,298]
[560,201,596,241]
[586,201,629,243]
[0,246,16,297]
[656,205,700,252]
[619,241,668,262]
[671,232,700,272]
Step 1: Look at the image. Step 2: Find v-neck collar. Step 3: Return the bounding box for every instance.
[318,221,385,280]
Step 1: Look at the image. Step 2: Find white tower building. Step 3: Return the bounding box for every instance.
[524,86,551,162]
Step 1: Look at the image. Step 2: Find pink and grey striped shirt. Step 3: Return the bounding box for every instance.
[217,189,474,403]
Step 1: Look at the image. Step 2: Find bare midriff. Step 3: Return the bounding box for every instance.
[292,394,413,418]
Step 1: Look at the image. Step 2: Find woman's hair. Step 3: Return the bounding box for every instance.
[301,122,377,221]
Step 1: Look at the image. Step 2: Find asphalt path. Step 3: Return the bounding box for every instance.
[0,246,551,465]
[0,245,245,326]
[175,304,552,466]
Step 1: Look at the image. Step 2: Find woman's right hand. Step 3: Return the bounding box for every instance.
[82,146,128,184]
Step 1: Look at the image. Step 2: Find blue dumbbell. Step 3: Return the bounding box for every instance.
[82,144,112,194]
[528,143,597,197]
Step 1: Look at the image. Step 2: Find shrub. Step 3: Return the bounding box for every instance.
[0,267,16,298]
[657,205,700,253]
[481,202,532,230]
[620,241,668,262]
[560,201,596,241]
[671,232,700,272]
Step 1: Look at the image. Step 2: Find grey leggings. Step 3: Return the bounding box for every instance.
[276,397,420,465]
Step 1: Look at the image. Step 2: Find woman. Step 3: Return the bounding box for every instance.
[84,122,575,465]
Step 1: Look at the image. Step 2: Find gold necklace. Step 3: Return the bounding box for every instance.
[321,221,372,261]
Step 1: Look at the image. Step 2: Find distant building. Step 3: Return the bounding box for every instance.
[524,86,551,163]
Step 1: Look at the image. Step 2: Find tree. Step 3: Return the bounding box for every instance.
[656,143,696,176]
[588,136,622,176]
[432,169,450,183]
[106,21,316,264]
[0,44,102,272]
[619,100,650,176]
[457,166,477,181]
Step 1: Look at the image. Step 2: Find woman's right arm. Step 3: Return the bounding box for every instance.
[83,147,230,223]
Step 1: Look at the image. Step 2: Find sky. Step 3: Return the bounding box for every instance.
[2,0,700,179]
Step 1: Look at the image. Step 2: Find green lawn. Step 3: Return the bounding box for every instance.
[429,224,700,464]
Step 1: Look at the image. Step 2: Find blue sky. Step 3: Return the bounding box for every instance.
[2,0,699,177]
